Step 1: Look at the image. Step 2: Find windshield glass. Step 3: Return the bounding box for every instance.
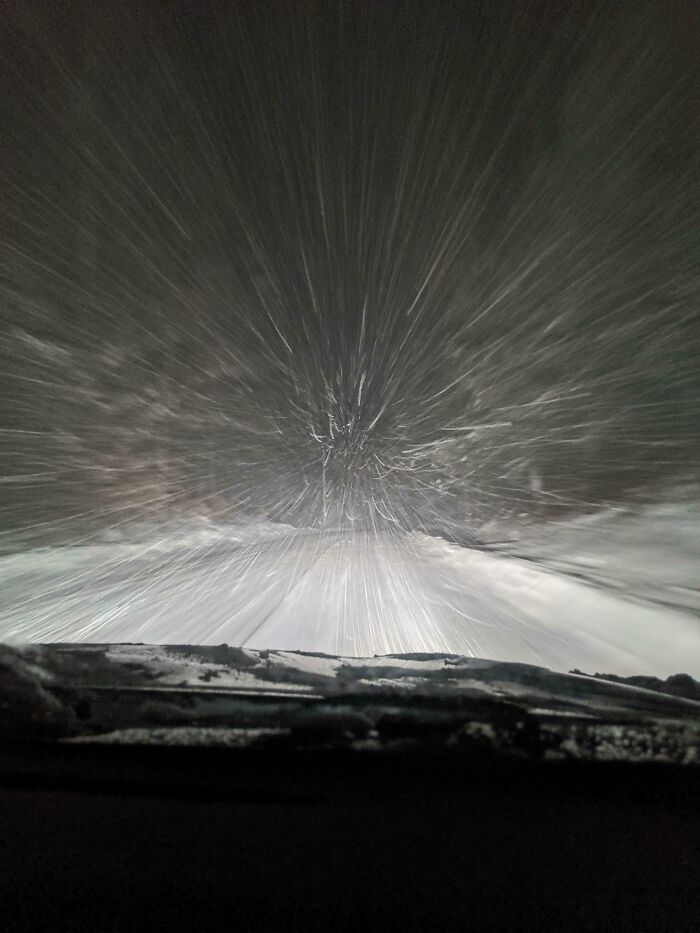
[1,0,698,721]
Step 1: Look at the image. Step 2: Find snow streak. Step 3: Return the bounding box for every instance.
[0,1,698,673]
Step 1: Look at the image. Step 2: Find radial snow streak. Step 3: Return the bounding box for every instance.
[0,1,698,674]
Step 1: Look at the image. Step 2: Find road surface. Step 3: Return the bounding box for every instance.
[1,522,698,677]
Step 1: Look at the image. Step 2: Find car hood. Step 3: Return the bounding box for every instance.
[1,643,699,764]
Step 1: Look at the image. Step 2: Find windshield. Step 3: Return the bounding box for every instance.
[1,0,699,730]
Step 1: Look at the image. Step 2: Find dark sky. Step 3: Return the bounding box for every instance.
[1,0,698,546]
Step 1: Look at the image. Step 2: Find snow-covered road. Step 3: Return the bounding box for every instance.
[1,516,698,678]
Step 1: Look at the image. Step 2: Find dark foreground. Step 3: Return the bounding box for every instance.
[1,747,699,933]
[1,644,699,930]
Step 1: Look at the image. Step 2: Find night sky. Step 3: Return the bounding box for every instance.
[1,0,699,546]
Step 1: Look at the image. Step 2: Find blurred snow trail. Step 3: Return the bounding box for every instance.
[1,507,698,678]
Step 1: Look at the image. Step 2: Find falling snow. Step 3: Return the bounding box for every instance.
[1,1,698,677]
